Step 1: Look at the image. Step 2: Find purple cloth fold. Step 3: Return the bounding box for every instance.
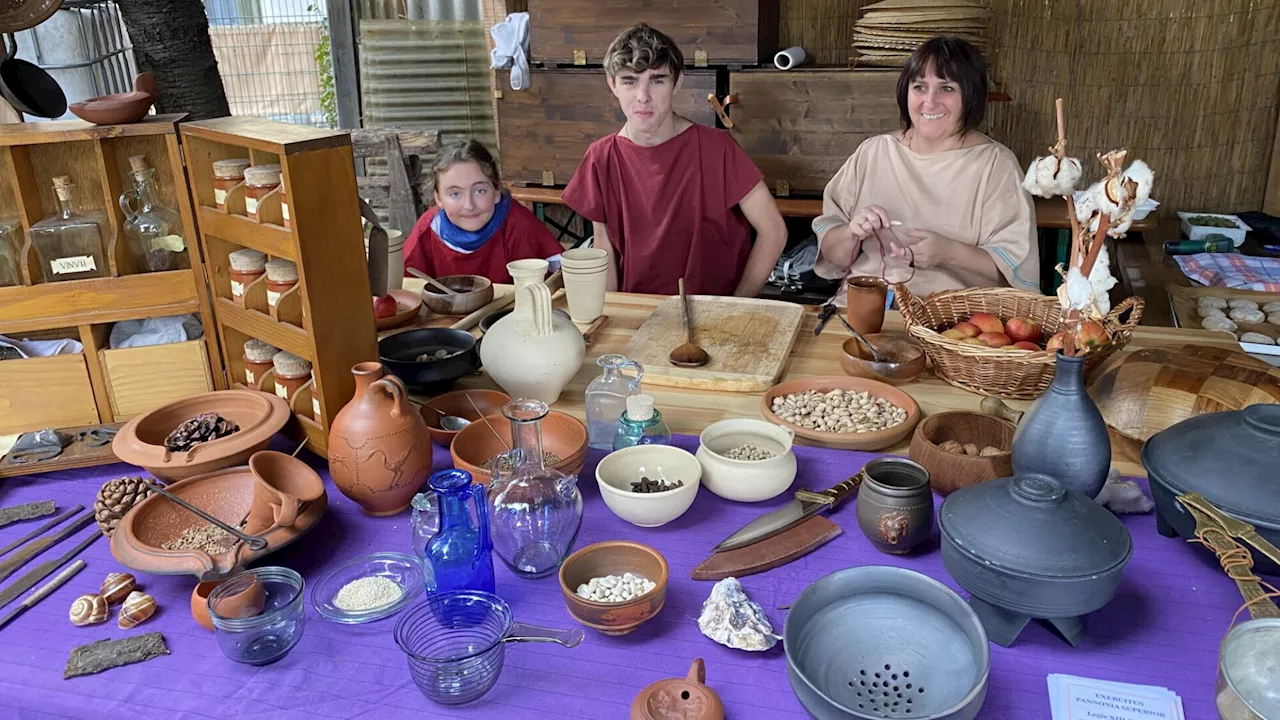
[0,434,1246,719]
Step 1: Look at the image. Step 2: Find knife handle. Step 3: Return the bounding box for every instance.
[800,474,862,510]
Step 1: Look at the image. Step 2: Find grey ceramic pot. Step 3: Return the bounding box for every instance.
[855,457,934,555]
[1010,351,1110,498]
[938,472,1132,647]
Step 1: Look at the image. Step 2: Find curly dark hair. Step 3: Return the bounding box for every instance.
[604,23,684,81]
[896,36,989,133]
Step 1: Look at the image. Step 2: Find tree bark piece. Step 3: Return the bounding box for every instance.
[65,633,170,679]
[0,500,55,528]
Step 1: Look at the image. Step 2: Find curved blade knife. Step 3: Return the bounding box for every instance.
[713,475,862,553]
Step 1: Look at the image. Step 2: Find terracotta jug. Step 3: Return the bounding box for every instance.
[327,362,433,516]
[244,450,325,535]
[480,280,585,404]
[630,658,725,720]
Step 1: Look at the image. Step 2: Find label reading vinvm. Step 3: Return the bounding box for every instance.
[51,255,97,275]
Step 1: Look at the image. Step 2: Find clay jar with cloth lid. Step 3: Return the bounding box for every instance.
[631,658,724,720]
[264,258,298,309]
[229,248,266,301]
[212,158,251,211]
[938,472,1132,647]
[271,351,311,405]
[242,338,278,388]
[242,164,281,220]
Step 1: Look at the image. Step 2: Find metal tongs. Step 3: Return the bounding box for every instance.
[144,479,268,551]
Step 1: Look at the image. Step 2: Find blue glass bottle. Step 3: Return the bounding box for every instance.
[422,468,495,595]
[612,394,672,450]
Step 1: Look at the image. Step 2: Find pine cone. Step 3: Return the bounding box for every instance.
[94,476,155,537]
[163,412,239,452]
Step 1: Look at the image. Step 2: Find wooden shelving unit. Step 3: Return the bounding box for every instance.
[179,117,377,455]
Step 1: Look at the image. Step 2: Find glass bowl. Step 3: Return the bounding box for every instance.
[311,551,424,624]
[209,566,305,665]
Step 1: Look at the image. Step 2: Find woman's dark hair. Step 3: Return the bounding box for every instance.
[896,36,988,133]
[432,139,501,190]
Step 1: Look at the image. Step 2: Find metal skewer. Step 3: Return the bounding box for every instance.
[141,479,268,551]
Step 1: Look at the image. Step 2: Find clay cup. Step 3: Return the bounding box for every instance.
[846,276,888,336]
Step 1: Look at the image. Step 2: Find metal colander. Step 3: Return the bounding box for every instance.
[784,566,990,720]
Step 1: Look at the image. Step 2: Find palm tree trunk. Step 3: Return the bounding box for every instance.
[116,0,230,120]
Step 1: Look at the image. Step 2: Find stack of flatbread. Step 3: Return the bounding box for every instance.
[853,0,989,68]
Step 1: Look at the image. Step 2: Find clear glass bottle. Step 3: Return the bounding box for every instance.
[120,155,190,272]
[612,394,672,450]
[29,176,108,283]
[488,399,583,579]
[409,491,439,560]
[584,354,644,450]
[0,219,21,287]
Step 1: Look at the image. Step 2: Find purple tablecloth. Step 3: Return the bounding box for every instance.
[0,434,1248,719]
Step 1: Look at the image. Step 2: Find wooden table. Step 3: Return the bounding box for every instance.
[388,280,1236,477]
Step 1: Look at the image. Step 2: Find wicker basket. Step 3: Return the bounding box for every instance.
[896,284,1144,400]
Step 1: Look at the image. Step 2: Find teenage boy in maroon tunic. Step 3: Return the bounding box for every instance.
[561,24,787,297]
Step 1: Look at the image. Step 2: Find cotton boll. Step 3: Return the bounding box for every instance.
[1051,156,1083,195]
[1086,244,1117,316]
[1065,266,1095,313]
[1023,156,1059,198]
[1122,159,1154,206]
[1107,209,1134,238]
[1090,180,1122,216]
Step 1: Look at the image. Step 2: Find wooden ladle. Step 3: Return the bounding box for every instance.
[406,267,459,296]
[669,278,710,368]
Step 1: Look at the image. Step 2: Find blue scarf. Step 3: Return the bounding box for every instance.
[432,192,512,254]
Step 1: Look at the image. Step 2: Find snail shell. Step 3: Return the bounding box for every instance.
[70,594,109,626]
[118,590,156,629]
[100,572,136,605]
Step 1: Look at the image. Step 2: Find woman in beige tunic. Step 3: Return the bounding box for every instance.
[813,37,1039,298]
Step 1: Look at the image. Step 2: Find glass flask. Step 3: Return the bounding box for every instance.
[612,394,672,450]
[120,155,190,272]
[422,469,495,595]
[409,491,439,560]
[584,354,644,450]
[0,219,21,287]
[488,399,583,578]
[29,176,108,283]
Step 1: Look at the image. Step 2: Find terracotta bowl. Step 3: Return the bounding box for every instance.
[419,388,511,446]
[908,411,1015,497]
[449,410,587,486]
[558,541,668,636]
[839,333,926,385]
[374,289,423,331]
[112,390,293,482]
[191,576,266,631]
[760,376,921,452]
[421,275,494,316]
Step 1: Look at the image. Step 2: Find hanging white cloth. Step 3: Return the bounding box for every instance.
[490,12,530,91]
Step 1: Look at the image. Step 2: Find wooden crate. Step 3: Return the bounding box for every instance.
[101,339,214,420]
[495,68,719,186]
[0,353,99,434]
[528,0,779,66]
[727,69,900,195]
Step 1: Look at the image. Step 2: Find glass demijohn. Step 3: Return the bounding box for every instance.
[584,354,644,449]
[120,155,190,272]
[612,394,672,450]
[422,469,495,595]
[29,176,108,283]
[488,399,583,578]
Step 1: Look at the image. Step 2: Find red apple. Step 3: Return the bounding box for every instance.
[941,328,968,340]
[961,337,986,346]
[1077,320,1110,349]
[977,331,1012,348]
[968,313,1005,335]
[373,294,398,320]
[952,321,981,338]
[1045,332,1068,351]
[1011,341,1041,351]
[1005,317,1043,343]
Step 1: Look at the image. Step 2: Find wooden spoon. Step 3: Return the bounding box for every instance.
[669,278,710,368]
[406,267,459,296]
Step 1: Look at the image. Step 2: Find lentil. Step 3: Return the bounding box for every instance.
[333,576,404,612]
[162,523,236,554]
[723,443,777,461]
[770,389,907,434]
[575,573,655,603]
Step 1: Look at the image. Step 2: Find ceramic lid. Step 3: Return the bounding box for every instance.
[1143,404,1280,528]
[939,472,1132,579]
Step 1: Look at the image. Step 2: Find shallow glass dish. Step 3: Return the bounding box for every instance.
[311,551,425,624]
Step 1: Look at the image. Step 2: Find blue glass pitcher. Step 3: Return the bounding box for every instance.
[423,469,495,595]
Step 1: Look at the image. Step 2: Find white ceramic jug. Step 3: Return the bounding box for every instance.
[480,281,584,404]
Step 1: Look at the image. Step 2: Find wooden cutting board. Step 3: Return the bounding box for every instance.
[621,295,805,392]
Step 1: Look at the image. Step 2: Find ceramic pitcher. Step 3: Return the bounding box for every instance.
[480,281,585,404]
[1011,351,1111,498]
[327,362,434,516]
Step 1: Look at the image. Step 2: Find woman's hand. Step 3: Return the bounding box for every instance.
[888,227,958,269]
[849,204,892,240]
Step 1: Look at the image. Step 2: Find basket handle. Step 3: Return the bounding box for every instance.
[892,282,924,326]
[1105,296,1144,331]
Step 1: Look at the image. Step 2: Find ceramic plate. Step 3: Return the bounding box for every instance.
[310,552,424,624]
[760,375,921,451]
[375,289,423,330]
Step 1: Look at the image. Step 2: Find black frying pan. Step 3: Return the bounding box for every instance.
[0,33,66,118]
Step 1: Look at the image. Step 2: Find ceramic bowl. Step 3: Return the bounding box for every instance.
[419,389,511,446]
[595,444,701,527]
[374,289,423,330]
[839,333,926,385]
[760,376,921,452]
[450,410,587,486]
[558,541,668,636]
[909,411,1015,497]
[68,73,155,125]
[421,275,494,316]
[696,418,797,502]
[378,328,479,392]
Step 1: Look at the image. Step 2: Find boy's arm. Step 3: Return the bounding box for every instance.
[591,222,620,292]
[733,181,788,297]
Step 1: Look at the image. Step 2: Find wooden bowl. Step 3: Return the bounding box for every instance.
[839,333,926,384]
[374,289,423,330]
[558,541,668,636]
[421,275,494,315]
[908,411,1015,497]
[760,376,920,451]
[449,410,588,485]
[419,389,511,446]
